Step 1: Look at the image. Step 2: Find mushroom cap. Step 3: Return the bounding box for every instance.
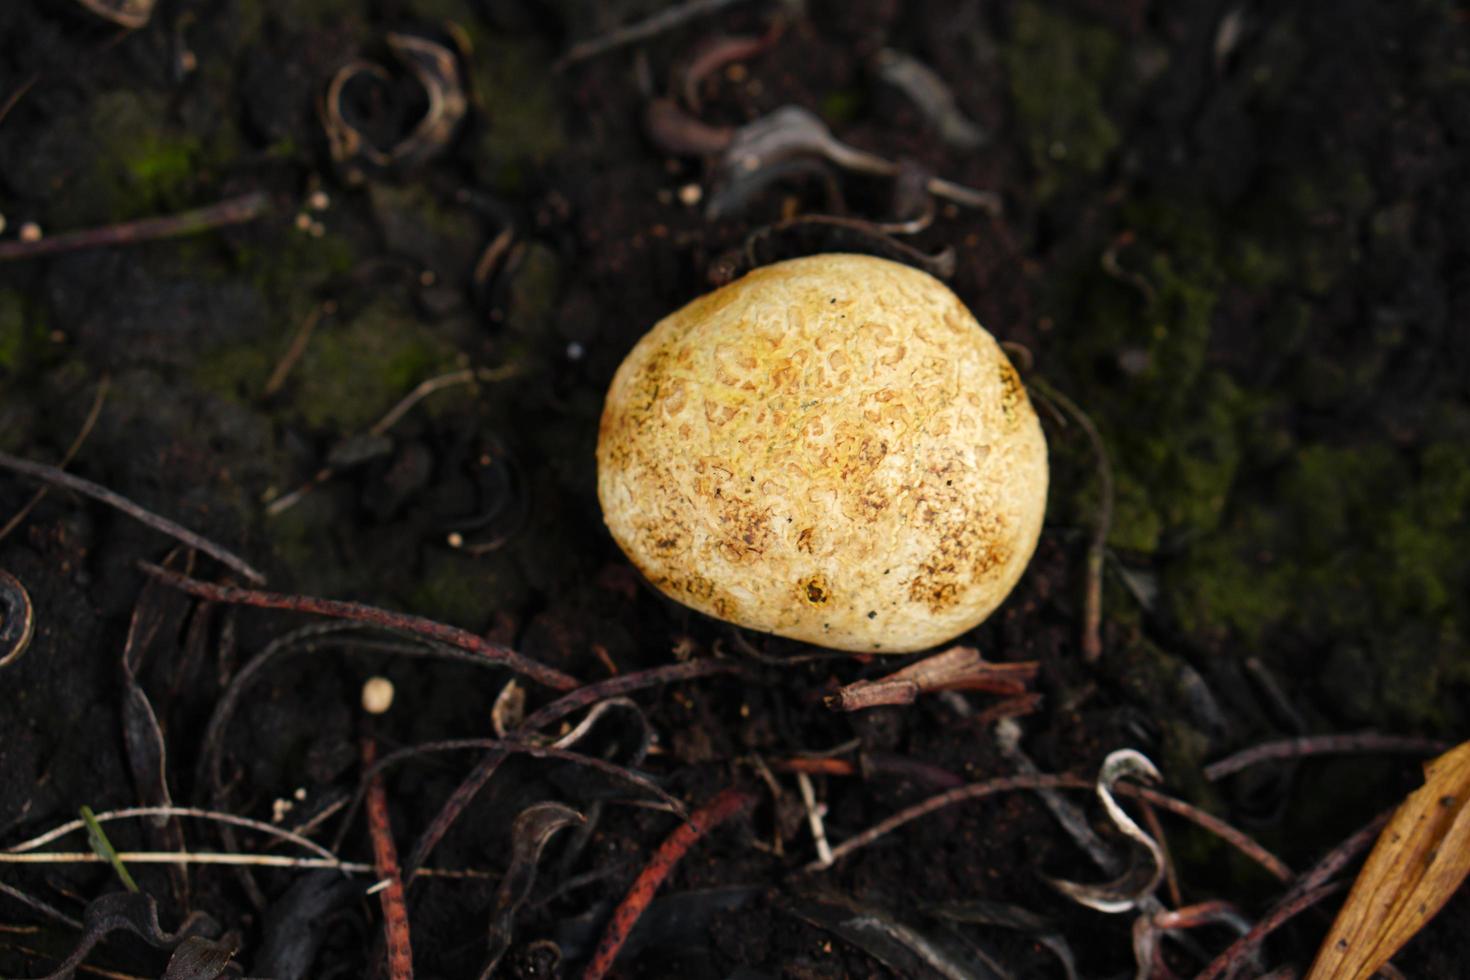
[596,253,1048,653]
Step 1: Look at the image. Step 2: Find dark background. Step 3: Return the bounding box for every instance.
[1,0,1467,976]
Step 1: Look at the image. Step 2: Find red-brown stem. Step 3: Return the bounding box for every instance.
[770,758,857,776]
[0,192,270,262]
[811,773,1292,883]
[139,562,580,691]
[1203,734,1450,781]
[0,452,265,583]
[1122,784,1292,883]
[1192,881,1345,980]
[582,787,755,980]
[363,739,414,980]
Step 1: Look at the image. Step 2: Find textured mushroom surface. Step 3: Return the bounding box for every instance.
[597,253,1048,652]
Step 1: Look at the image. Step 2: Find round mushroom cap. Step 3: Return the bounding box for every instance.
[596,253,1048,653]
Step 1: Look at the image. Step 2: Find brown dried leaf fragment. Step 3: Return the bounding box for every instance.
[1306,740,1470,980]
[826,646,1036,711]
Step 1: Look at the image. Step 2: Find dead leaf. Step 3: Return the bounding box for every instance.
[1306,739,1470,980]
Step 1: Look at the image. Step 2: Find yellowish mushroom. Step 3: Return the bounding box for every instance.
[596,253,1047,652]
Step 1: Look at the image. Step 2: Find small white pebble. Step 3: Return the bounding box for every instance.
[677,183,703,206]
[293,787,308,801]
[271,798,293,823]
[566,341,585,361]
[361,676,395,714]
[446,531,464,548]
[18,222,42,243]
[307,190,330,211]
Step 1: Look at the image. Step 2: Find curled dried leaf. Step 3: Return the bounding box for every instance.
[163,935,237,980]
[38,891,222,980]
[875,49,988,150]
[386,32,468,167]
[72,0,155,29]
[782,891,1007,980]
[323,33,467,182]
[710,106,1000,217]
[1046,750,1165,914]
[1306,740,1470,980]
[478,802,585,978]
[0,569,34,669]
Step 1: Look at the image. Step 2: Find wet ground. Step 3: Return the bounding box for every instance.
[1,0,1468,977]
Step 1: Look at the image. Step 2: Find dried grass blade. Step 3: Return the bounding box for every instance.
[1305,740,1470,980]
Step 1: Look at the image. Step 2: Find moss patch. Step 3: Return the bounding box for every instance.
[288,305,460,432]
[470,35,566,195]
[1004,1,1122,198]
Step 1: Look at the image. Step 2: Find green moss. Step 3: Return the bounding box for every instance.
[0,291,41,374]
[820,89,864,127]
[1165,440,1470,727]
[405,547,528,631]
[504,242,563,337]
[42,92,205,225]
[1004,1,1122,197]
[471,36,565,194]
[289,306,460,432]
[191,343,269,406]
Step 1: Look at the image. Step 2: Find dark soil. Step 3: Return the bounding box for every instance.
[1,1,1468,977]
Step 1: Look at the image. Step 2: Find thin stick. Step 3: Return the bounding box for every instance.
[402,658,740,881]
[0,192,270,263]
[334,737,684,855]
[796,772,833,867]
[265,365,520,516]
[5,805,339,864]
[0,74,39,129]
[139,562,579,690]
[814,773,1085,870]
[371,367,513,436]
[1140,798,1182,908]
[0,375,109,546]
[1030,380,1112,662]
[0,851,493,878]
[1193,882,1346,980]
[556,0,746,69]
[363,739,414,980]
[1203,734,1451,781]
[0,452,265,583]
[1121,785,1292,883]
[810,774,1293,883]
[583,787,755,980]
[0,879,82,930]
[264,301,336,396]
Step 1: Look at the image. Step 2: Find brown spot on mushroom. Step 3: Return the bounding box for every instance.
[997,361,1026,426]
[800,575,831,606]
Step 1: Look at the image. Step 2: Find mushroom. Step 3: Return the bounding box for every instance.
[596,253,1047,653]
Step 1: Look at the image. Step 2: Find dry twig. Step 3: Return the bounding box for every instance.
[139,562,579,690]
[0,452,265,583]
